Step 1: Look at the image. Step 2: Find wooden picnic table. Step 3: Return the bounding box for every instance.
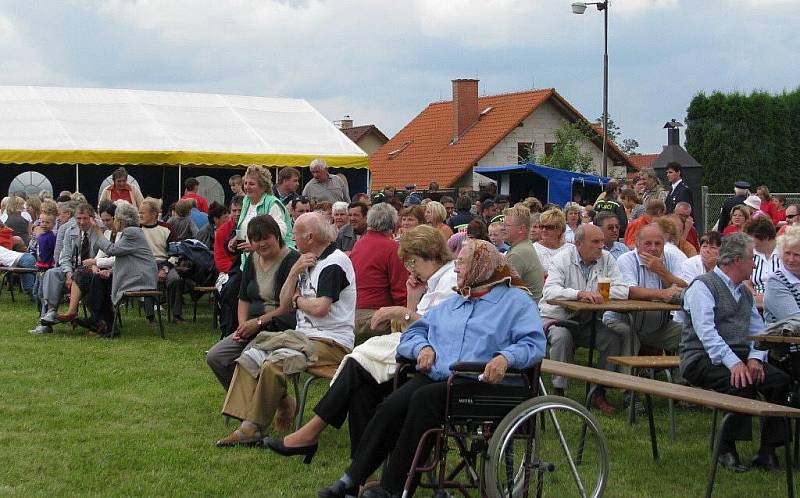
[749,335,800,346]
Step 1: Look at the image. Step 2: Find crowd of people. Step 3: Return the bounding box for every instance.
[2,159,800,494]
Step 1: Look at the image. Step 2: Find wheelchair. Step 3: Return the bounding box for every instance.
[396,359,609,498]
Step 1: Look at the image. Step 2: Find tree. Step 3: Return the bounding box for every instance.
[538,122,595,173]
[686,88,800,193]
[596,115,639,154]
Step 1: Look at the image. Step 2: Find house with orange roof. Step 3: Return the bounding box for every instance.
[369,79,632,191]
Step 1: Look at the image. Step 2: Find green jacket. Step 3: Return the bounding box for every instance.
[236,193,295,270]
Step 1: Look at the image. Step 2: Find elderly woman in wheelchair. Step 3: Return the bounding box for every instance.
[317,239,547,498]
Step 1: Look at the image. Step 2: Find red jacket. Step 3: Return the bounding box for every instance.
[214,218,236,273]
[349,230,408,309]
[182,193,209,213]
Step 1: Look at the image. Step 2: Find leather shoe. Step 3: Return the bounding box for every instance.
[317,480,358,498]
[591,394,616,415]
[264,437,317,464]
[751,452,781,471]
[361,486,399,498]
[717,452,748,473]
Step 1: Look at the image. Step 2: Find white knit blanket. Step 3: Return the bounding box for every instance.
[330,332,402,385]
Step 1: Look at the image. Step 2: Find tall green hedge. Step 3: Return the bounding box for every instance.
[685,88,800,193]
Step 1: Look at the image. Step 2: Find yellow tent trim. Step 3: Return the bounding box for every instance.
[0,149,369,169]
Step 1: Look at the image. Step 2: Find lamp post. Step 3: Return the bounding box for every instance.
[572,1,609,178]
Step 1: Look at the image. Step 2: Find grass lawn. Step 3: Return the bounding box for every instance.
[0,296,792,497]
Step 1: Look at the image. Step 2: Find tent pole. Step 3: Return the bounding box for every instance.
[178,165,182,199]
[75,163,79,193]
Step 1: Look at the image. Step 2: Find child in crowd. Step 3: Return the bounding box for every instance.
[33,213,56,270]
[166,198,199,241]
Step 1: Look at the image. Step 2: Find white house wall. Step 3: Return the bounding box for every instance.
[472,100,609,189]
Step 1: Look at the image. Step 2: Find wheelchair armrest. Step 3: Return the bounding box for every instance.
[543,318,580,333]
[395,355,417,366]
[449,361,525,375]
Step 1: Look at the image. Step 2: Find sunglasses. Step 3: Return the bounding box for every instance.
[540,224,559,231]
[788,214,799,219]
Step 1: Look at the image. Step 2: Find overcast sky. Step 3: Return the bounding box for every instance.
[1,0,798,154]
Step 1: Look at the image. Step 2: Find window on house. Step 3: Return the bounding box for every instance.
[517,142,533,164]
[544,142,555,156]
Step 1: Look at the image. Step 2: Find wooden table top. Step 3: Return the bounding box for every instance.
[607,355,680,369]
[547,299,682,313]
[748,335,800,345]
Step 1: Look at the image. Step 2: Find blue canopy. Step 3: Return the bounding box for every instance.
[475,163,609,207]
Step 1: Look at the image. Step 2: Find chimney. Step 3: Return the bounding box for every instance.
[663,119,683,146]
[452,79,479,142]
[340,115,353,129]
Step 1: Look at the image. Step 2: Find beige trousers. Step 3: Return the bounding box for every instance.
[355,308,392,342]
[221,338,347,428]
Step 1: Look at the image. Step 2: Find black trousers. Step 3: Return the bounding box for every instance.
[347,375,452,493]
[683,355,790,447]
[313,359,393,458]
[86,273,113,327]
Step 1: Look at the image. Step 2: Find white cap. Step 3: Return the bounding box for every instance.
[743,195,761,211]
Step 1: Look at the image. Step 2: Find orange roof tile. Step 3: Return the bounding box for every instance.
[627,153,659,171]
[370,88,632,188]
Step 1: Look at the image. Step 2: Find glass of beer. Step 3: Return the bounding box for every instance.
[597,277,611,301]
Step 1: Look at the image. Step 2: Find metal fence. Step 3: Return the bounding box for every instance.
[701,187,800,232]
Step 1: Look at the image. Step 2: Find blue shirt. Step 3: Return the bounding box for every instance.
[683,266,767,368]
[604,241,629,260]
[190,208,209,230]
[397,284,546,381]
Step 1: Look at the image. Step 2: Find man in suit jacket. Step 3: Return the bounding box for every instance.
[31,203,101,335]
[665,162,693,214]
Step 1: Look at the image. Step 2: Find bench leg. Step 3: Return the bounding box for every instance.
[295,375,326,431]
[705,412,733,498]
[786,418,795,498]
[709,409,719,451]
[644,393,659,460]
[628,368,639,425]
[584,313,598,402]
[664,368,676,441]
[577,384,600,465]
[156,297,165,339]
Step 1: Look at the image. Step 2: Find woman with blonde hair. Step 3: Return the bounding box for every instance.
[722,204,750,235]
[266,224,458,468]
[3,196,31,245]
[563,202,582,243]
[533,208,570,277]
[424,200,453,240]
[229,165,295,268]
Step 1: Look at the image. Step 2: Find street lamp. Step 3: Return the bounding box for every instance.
[572,1,609,178]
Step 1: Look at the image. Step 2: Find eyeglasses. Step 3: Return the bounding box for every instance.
[788,213,799,219]
[540,225,558,231]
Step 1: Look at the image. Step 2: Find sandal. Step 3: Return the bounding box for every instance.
[215,426,263,447]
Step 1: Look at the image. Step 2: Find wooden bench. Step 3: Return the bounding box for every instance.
[0,266,39,303]
[541,359,800,498]
[289,364,338,431]
[608,355,680,438]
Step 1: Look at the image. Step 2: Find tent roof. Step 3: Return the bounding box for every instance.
[475,163,609,207]
[0,86,368,168]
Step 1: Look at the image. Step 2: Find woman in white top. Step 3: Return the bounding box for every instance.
[265,225,457,463]
[533,208,571,278]
[744,216,782,306]
[563,202,581,244]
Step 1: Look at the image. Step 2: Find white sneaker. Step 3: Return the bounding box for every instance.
[30,325,53,335]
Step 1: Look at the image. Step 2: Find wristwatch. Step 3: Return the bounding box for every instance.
[403,309,412,321]
[292,295,301,310]
[256,317,263,329]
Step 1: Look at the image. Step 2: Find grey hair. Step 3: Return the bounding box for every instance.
[778,225,800,255]
[114,201,140,229]
[640,168,658,180]
[734,187,750,196]
[636,223,665,243]
[367,202,397,233]
[563,201,582,214]
[298,212,336,244]
[244,165,273,191]
[332,201,349,213]
[675,201,692,212]
[57,200,77,216]
[574,224,587,242]
[309,158,328,171]
[717,232,753,266]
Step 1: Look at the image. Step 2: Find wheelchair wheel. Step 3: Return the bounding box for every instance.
[484,395,609,498]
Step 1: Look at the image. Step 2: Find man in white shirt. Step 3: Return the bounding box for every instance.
[539,224,629,414]
[604,224,687,355]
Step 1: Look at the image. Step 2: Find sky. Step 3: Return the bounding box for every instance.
[1,0,799,154]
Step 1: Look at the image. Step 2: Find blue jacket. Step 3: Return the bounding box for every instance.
[398,284,546,381]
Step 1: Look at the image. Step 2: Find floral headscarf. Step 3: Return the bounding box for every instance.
[456,239,528,298]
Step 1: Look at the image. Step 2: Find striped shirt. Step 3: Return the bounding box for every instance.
[752,247,782,294]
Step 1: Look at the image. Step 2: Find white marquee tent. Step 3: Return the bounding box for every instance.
[0,85,368,194]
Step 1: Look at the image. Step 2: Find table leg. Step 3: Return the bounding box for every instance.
[584,312,598,401]
[786,418,795,498]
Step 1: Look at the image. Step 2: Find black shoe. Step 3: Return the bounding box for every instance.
[317,480,358,498]
[717,452,748,473]
[751,452,781,471]
[361,486,400,498]
[264,437,318,464]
